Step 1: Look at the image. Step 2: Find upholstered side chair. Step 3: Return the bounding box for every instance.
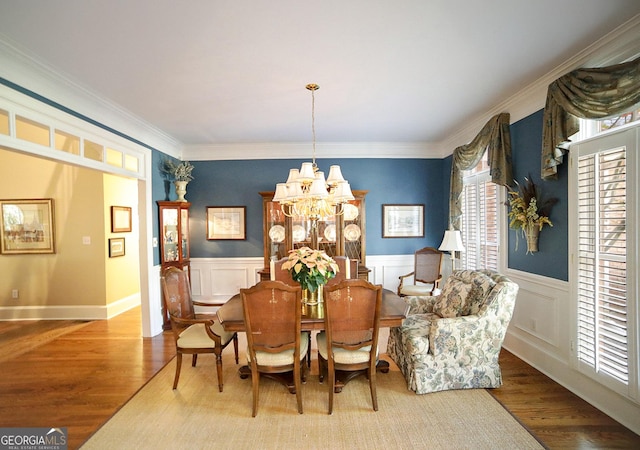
[397,247,444,296]
[388,269,519,394]
[160,266,239,392]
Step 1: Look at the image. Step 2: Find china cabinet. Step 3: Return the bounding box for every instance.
[158,201,191,329]
[259,190,369,280]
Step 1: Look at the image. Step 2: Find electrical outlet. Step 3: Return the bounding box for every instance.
[11,289,19,299]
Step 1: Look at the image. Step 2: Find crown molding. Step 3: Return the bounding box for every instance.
[184,141,447,161]
[0,34,183,157]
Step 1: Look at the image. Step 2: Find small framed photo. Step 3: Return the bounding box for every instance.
[109,237,125,257]
[207,206,246,240]
[382,204,424,238]
[0,198,56,254]
[111,206,132,233]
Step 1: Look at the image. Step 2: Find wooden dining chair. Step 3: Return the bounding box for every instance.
[160,266,239,392]
[270,257,297,285]
[397,247,444,296]
[241,280,308,417]
[317,278,383,414]
[323,255,358,288]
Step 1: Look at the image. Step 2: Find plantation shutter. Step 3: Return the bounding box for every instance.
[576,146,628,384]
[461,173,498,271]
[482,181,499,270]
[461,181,478,270]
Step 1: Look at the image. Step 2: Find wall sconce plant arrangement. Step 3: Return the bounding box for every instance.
[506,175,558,254]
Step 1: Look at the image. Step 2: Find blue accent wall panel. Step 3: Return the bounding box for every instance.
[186,158,447,258]
[508,110,568,281]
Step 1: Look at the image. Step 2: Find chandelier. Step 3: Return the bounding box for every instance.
[272,84,354,225]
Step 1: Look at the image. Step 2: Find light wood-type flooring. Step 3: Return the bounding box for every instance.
[0,307,639,449]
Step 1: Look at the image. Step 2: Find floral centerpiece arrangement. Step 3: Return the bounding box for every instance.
[281,246,339,293]
[506,175,558,253]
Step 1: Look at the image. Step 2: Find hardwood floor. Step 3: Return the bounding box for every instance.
[1,308,639,449]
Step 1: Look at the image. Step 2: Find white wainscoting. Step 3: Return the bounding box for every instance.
[187,254,451,304]
[502,268,640,435]
[190,257,264,303]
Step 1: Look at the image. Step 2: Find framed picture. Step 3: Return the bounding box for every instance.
[382,204,424,238]
[111,206,132,233]
[109,237,125,257]
[207,206,246,240]
[0,198,56,254]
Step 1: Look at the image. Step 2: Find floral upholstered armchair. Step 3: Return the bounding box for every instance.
[387,270,519,394]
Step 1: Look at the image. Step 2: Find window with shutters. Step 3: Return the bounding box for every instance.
[570,124,638,399]
[460,155,499,271]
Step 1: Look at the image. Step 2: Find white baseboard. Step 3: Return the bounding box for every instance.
[0,293,140,321]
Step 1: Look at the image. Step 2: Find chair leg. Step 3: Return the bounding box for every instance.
[173,353,183,390]
[192,354,198,367]
[251,369,260,417]
[294,359,303,414]
[232,334,239,364]
[327,360,335,415]
[307,333,312,368]
[318,352,326,383]
[301,355,307,384]
[215,352,224,392]
[369,364,378,411]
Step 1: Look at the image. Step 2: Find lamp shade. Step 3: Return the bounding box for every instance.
[439,230,465,252]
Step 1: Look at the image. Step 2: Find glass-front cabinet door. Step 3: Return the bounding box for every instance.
[260,190,368,279]
[180,207,189,261]
[158,201,191,330]
[158,201,191,265]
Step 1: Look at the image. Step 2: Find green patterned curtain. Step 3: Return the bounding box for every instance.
[448,112,513,230]
[541,55,640,179]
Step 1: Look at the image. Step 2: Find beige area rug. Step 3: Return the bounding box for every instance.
[82,349,544,449]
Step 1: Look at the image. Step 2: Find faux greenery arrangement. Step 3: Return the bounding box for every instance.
[160,158,195,182]
[281,246,339,293]
[506,175,558,252]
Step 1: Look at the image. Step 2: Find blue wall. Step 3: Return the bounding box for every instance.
[151,112,568,281]
[507,110,568,281]
[180,158,448,259]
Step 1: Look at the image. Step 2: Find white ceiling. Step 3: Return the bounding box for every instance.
[1,1,639,159]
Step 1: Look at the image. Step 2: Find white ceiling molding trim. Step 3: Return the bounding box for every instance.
[184,141,445,161]
[0,34,183,158]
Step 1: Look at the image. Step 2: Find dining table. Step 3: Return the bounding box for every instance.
[216,288,409,393]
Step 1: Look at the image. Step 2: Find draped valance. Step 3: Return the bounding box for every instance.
[541,55,640,179]
[448,112,512,230]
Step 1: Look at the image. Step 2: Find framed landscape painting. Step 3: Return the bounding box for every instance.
[0,198,55,254]
[382,204,424,238]
[207,206,246,240]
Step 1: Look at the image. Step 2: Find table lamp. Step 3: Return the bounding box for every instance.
[439,227,465,271]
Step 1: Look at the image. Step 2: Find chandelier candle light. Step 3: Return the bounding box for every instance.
[272,84,354,226]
